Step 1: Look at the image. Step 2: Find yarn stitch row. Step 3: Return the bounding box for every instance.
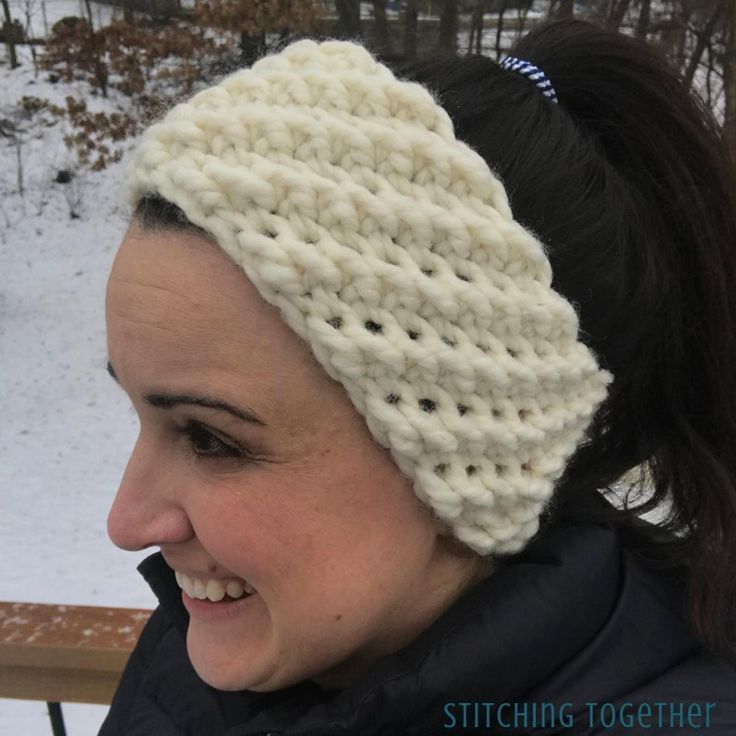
[126,38,612,554]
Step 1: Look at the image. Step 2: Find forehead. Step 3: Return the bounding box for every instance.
[105,225,335,421]
[107,226,271,340]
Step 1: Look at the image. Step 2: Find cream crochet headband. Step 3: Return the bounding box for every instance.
[125,38,613,555]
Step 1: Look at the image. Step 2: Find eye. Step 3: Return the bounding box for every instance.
[180,420,249,461]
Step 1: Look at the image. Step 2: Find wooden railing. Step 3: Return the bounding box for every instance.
[0,601,152,736]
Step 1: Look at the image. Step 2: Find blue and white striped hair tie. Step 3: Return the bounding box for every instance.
[500,56,559,104]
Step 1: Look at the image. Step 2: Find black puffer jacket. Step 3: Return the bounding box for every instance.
[98,504,736,736]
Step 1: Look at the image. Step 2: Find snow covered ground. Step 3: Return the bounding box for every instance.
[1,23,157,733]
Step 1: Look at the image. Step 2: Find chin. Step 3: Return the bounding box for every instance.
[192,660,247,691]
[194,662,284,693]
[187,643,251,691]
[188,645,287,693]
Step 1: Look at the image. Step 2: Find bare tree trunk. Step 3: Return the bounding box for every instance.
[1,0,19,68]
[21,0,38,76]
[675,12,690,67]
[635,0,650,38]
[84,0,94,30]
[94,56,108,96]
[518,0,531,36]
[605,0,632,30]
[437,0,457,54]
[240,30,265,65]
[496,0,510,59]
[705,37,715,109]
[556,0,574,19]
[403,0,418,57]
[468,0,483,55]
[15,139,23,195]
[725,0,736,160]
[336,0,362,38]
[683,1,725,88]
[372,0,393,55]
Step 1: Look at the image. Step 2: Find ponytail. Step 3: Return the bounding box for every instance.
[392,18,736,662]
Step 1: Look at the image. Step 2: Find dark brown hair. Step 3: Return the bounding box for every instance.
[390,18,736,664]
[133,18,736,664]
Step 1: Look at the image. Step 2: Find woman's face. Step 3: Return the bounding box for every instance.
[105,224,488,693]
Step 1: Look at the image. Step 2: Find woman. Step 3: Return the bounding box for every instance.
[99,18,736,736]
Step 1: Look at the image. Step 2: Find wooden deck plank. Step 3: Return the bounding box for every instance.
[0,601,152,704]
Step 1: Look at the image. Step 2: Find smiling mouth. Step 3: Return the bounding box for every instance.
[174,570,256,603]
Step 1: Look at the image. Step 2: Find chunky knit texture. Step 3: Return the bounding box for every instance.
[125,38,613,555]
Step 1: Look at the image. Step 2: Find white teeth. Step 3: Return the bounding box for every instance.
[174,569,255,602]
[206,579,227,602]
[226,581,244,599]
[182,574,195,598]
[193,578,207,600]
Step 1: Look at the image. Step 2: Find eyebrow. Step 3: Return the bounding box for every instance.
[106,359,267,427]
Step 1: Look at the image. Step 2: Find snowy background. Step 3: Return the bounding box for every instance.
[2,2,159,731]
[0,1,704,732]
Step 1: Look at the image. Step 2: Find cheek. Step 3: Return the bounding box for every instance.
[187,475,314,587]
[192,462,433,608]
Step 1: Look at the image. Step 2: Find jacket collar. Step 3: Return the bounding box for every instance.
[136,498,696,736]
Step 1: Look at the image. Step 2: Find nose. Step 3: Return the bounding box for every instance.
[107,431,193,551]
